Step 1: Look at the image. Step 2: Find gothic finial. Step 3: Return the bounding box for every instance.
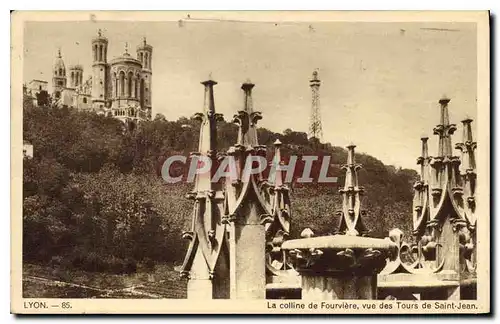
[434,97,456,157]
[439,96,451,126]
[235,80,260,147]
[346,143,356,165]
[200,77,218,114]
[454,117,477,229]
[420,137,429,159]
[179,78,226,285]
[201,76,217,87]
[57,48,61,58]
[344,144,358,187]
[301,228,315,238]
[241,79,255,93]
[272,139,284,187]
[192,78,219,191]
[456,118,477,172]
[461,117,474,142]
[125,42,128,54]
[143,37,147,45]
[98,29,102,37]
[338,143,367,236]
[439,96,450,104]
[417,136,430,183]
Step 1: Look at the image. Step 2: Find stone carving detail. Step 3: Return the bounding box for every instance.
[223,81,269,223]
[223,80,293,279]
[454,118,477,232]
[380,228,444,275]
[427,99,476,232]
[288,229,321,268]
[179,79,227,281]
[264,139,293,275]
[336,144,368,236]
[458,225,476,273]
[284,145,394,280]
[382,98,477,277]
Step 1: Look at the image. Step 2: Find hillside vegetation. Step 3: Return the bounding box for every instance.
[23,97,418,274]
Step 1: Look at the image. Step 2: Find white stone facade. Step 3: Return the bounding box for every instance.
[29,30,153,124]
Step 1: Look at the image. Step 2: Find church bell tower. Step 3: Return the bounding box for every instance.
[91,29,108,108]
[52,49,67,99]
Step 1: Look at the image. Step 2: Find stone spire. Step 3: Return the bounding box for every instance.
[221,80,274,299]
[265,139,293,279]
[228,79,266,186]
[418,137,430,182]
[190,78,223,195]
[179,77,228,299]
[381,98,478,289]
[283,144,394,300]
[337,144,367,236]
[433,97,457,158]
[428,97,462,226]
[455,118,477,230]
[413,137,430,235]
[234,79,262,148]
[270,139,284,187]
[409,97,476,276]
[456,118,477,174]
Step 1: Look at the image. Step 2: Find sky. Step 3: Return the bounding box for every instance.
[23,20,478,170]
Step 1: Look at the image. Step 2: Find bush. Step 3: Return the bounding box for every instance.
[81,251,101,272]
[143,257,155,272]
[106,255,126,274]
[49,255,64,268]
[64,249,137,274]
[124,258,137,274]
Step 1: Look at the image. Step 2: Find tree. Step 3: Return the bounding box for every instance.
[36,90,51,107]
[154,113,166,121]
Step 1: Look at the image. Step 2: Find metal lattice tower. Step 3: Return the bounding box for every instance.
[308,69,323,140]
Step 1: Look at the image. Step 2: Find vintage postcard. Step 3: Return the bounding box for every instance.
[11,11,490,314]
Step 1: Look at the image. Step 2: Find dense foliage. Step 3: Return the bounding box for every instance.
[23,97,418,274]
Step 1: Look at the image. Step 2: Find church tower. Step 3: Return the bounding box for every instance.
[91,29,108,108]
[68,64,84,89]
[137,37,153,117]
[52,49,66,99]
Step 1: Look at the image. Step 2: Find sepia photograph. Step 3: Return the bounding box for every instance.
[11,11,490,314]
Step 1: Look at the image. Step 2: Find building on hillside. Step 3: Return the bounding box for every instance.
[28,79,48,94]
[27,29,153,125]
[26,80,50,107]
[23,141,33,159]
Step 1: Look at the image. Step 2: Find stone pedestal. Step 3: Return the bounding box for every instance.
[232,223,266,299]
[282,233,396,300]
[187,279,214,299]
[227,190,267,299]
[302,275,377,300]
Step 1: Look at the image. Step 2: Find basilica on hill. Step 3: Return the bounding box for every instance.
[26,29,153,124]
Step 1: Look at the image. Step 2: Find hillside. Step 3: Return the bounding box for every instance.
[22,98,418,275]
